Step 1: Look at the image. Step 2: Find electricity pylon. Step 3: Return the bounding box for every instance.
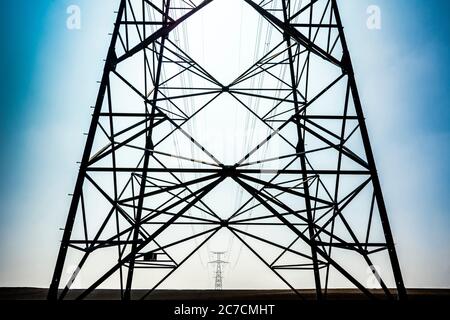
[209,252,228,290]
[49,0,406,300]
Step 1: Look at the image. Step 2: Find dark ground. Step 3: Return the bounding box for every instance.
[0,288,448,319]
[0,287,448,300]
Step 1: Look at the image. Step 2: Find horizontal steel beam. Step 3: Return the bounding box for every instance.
[86,167,371,175]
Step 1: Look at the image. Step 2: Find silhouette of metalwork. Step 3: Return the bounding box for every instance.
[49,0,406,300]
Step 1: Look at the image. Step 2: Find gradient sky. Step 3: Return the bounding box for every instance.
[0,0,449,288]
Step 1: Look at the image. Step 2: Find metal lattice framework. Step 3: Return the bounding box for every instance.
[49,0,406,300]
[209,251,227,290]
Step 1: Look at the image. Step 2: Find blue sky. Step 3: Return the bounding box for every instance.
[0,0,448,288]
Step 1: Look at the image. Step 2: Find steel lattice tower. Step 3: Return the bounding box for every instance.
[209,252,228,290]
[49,0,406,300]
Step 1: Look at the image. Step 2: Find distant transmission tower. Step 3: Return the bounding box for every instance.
[49,0,406,300]
[209,252,228,290]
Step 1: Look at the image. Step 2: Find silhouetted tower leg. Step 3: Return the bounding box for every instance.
[47,0,127,300]
[123,0,171,301]
[48,0,217,301]
[331,0,406,299]
[242,0,406,300]
[281,0,323,300]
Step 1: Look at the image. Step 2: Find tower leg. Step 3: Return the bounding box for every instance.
[331,0,406,300]
[123,0,171,300]
[48,0,126,300]
[281,0,322,300]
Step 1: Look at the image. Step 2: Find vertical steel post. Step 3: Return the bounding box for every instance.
[123,0,172,300]
[281,0,322,300]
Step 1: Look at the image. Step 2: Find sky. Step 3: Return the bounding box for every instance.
[0,0,449,289]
